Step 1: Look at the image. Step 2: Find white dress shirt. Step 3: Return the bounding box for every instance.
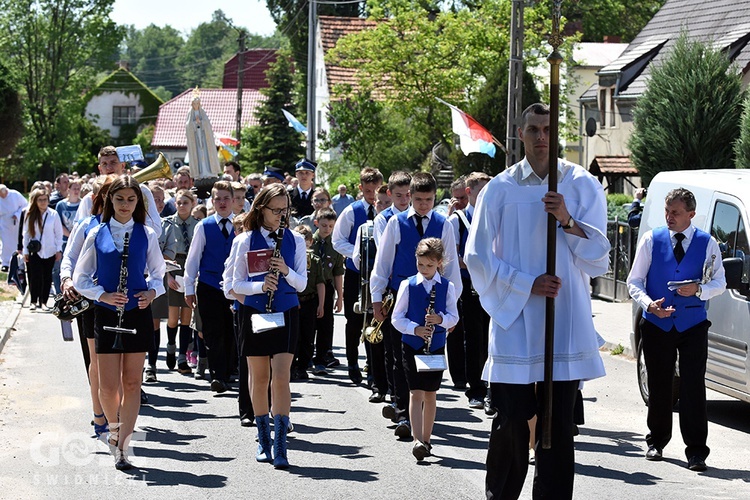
[22,208,63,259]
[183,212,234,296]
[627,224,726,311]
[75,185,162,237]
[332,201,376,260]
[73,218,166,301]
[222,236,243,301]
[231,227,308,297]
[391,272,459,336]
[373,204,406,246]
[60,215,97,281]
[370,207,462,303]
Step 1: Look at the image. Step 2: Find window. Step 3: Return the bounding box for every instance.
[609,90,616,128]
[112,106,136,126]
[711,201,748,260]
[599,89,607,129]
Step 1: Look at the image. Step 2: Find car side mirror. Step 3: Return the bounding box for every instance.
[722,257,745,290]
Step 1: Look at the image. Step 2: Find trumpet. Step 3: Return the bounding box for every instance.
[361,291,394,344]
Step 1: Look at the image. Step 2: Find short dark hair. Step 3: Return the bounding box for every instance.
[388,171,412,191]
[315,207,337,222]
[665,188,697,212]
[212,180,234,199]
[360,167,384,185]
[225,161,241,174]
[410,172,437,194]
[521,103,550,128]
[376,184,388,195]
[450,175,466,191]
[98,146,118,160]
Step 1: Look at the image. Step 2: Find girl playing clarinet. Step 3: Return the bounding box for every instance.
[231,184,307,469]
[74,175,166,470]
[391,237,459,461]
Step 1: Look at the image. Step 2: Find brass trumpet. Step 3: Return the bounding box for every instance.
[133,152,172,182]
[361,291,394,344]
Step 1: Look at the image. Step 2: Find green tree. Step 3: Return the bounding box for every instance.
[0,59,22,159]
[0,0,123,179]
[176,11,237,89]
[134,124,156,154]
[240,50,305,172]
[734,97,750,169]
[123,24,185,96]
[560,0,666,43]
[629,33,745,185]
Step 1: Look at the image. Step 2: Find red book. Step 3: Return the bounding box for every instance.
[246,249,273,274]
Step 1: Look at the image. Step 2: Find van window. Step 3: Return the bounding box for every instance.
[711,201,748,260]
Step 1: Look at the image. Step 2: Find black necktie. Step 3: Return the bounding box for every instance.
[318,239,326,258]
[414,214,425,238]
[220,218,229,238]
[367,204,375,221]
[269,231,278,244]
[674,233,685,263]
[301,191,307,202]
[181,221,191,249]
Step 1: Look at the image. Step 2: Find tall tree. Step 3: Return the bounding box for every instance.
[123,24,185,96]
[629,33,745,185]
[0,0,123,179]
[240,50,305,172]
[176,11,238,90]
[560,0,667,43]
[734,96,750,169]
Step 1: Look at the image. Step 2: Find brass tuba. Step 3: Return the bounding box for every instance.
[361,290,393,344]
[133,152,172,182]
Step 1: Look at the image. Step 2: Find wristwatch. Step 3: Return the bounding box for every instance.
[559,216,575,229]
[695,285,702,298]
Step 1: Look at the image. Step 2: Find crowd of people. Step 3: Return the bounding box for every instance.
[0,102,727,499]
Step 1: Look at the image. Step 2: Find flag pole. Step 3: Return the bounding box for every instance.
[541,0,564,451]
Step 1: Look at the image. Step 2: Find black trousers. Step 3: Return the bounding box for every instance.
[233,307,253,420]
[196,282,234,382]
[366,332,387,394]
[381,315,396,398]
[388,320,410,419]
[486,380,579,500]
[296,298,318,370]
[343,269,363,368]
[314,282,335,364]
[27,253,55,306]
[75,312,92,380]
[462,280,490,400]
[641,318,710,460]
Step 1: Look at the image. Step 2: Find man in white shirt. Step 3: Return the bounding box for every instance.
[0,184,28,270]
[465,103,609,499]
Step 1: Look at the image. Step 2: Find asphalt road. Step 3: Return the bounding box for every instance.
[1,302,749,499]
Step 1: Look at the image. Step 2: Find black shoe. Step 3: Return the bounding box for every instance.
[645,446,663,461]
[369,391,385,403]
[688,456,707,472]
[140,389,149,405]
[382,403,397,421]
[412,441,429,461]
[210,379,228,393]
[394,419,411,439]
[240,417,254,427]
[348,367,363,385]
[293,368,309,381]
[143,366,157,383]
[468,397,483,409]
[453,381,467,390]
[177,361,192,374]
[484,396,497,417]
[1,266,8,272]
[325,355,340,368]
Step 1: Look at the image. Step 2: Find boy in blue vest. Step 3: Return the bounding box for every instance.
[332,167,384,385]
[370,172,462,438]
[184,181,235,394]
[627,188,726,472]
[391,237,459,461]
[448,172,491,409]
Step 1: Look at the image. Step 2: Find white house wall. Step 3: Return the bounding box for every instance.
[85,91,144,139]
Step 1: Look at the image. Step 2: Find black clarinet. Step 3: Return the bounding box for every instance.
[424,288,436,353]
[104,232,137,349]
[266,216,287,313]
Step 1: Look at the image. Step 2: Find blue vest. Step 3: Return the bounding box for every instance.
[380,206,397,223]
[389,211,445,291]
[95,223,148,311]
[243,229,299,312]
[84,215,101,237]
[345,200,368,272]
[644,226,709,332]
[198,216,235,290]
[403,275,448,351]
[457,209,472,279]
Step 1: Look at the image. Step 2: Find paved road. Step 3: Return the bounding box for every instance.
[1,302,749,499]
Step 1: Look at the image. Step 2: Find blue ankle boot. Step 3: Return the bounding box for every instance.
[255,415,273,462]
[273,414,290,469]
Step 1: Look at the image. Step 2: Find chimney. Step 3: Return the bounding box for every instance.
[118,60,130,71]
[603,35,622,44]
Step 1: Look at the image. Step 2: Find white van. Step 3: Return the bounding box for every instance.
[630,169,749,404]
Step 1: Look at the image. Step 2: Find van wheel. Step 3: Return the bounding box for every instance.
[636,338,680,407]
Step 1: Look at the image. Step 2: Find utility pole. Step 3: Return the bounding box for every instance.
[306,0,316,161]
[236,29,247,156]
[506,0,524,167]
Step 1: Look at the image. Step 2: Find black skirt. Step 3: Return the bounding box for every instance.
[80,306,96,340]
[402,343,445,392]
[94,304,154,354]
[239,304,299,357]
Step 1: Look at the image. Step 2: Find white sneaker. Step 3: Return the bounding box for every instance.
[29,304,36,311]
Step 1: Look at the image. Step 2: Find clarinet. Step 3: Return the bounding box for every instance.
[105,232,137,349]
[266,216,287,313]
[424,288,436,353]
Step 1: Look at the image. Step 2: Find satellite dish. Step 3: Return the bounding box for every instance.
[172,160,183,169]
[585,118,597,137]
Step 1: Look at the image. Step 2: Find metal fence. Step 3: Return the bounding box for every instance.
[591,217,638,302]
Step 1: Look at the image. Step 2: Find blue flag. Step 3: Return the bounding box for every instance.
[282,109,307,134]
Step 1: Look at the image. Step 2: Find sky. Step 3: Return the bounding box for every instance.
[110,0,277,37]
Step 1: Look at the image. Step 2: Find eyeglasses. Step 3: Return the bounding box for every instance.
[264,207,287,215]
[312,198,329,203]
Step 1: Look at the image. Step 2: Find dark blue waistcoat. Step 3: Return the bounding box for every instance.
[403,275,448,351]
[95,222,148,312]
[389,211,445,292]
[198,216,235,290]
[643,226,710,332]
[243,229,299,312]
[345,200,368,272]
